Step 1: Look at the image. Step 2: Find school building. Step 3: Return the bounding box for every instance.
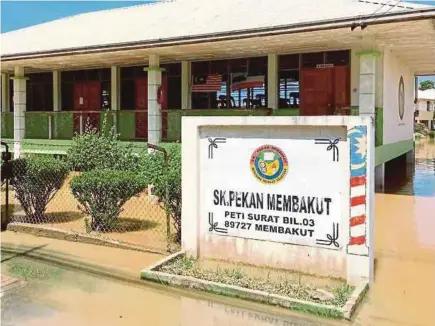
[1,0,435,189]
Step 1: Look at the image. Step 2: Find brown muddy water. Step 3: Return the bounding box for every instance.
[1,140,435,326]
[1,255,341,326]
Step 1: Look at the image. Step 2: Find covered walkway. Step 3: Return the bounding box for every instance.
[1,0,435,191]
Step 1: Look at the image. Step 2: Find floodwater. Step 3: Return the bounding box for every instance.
[356,139,435,326]
[1,140,435,326]
[1,255,342,326]
[385,139,435,197]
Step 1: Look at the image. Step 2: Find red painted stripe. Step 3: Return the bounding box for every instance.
[349,236,366,245]
[351,196,366,207]
[350,215,366,227]
[350,176,366,187]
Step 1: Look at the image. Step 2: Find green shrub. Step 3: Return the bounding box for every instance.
[12,157,69,220]
[414,122,425,133]
[429,131,435,139]
[67,114,143,172]
[70,170,148,231]
[140,144,181,242]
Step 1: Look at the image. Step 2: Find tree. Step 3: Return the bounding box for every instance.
[419,80,435,91]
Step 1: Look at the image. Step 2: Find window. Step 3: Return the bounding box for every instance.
[192,57,267,109]
[279,54,301,108]
[26,73,53,111]
[279,54,299,70]
[279,70,300,108]
[302,52,324,68]
[191,60,223,109]
[326,50,350,66]
[300,50,350,68]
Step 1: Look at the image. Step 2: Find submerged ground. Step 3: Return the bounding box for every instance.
[1,139,435,326]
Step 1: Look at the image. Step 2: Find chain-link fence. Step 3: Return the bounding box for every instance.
[1,142,13,230]
[1,141,181,254]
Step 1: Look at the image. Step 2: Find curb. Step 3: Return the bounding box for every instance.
[141,252,369,320]
[7,223,168,255]
[1,242,144,286]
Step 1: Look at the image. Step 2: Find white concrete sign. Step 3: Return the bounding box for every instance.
[182,116,375,284]
[202,138,344,250]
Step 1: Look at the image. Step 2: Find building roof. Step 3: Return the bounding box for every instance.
[419,89,435,101]
[1,0,433,58]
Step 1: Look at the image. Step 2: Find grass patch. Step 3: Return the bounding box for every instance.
[4,259,63,281]
[157,256,353,307]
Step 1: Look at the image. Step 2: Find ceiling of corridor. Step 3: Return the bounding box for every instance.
[1,19,434,76]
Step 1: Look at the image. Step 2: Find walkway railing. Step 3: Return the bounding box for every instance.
[0,107,383,146]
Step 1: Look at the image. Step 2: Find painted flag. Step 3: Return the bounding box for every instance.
[348,125,368,250]
[191,74,222,92]
[231,73,265,91]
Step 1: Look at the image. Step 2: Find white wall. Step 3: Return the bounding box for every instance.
[382,50,415,144]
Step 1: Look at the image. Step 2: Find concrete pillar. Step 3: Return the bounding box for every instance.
[350,50,360,107]
[1,73,9,112]
[12,67,27,158]
[147,54,162,145]
[111,65,120,111]
[375,164,385,192]
[358,52,378,117]
[267,54,278,110]
[53,70,61,112]
[181,61,191,110]
[406,148,415,164]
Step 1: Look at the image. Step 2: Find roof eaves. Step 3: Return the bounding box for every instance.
[2,6,434,61]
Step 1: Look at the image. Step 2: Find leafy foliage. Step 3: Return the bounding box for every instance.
[67,115,143,172]
[415,122,426,133]
[140,144,182,242]
[12,156,69,220]
[70,170,148,231]
[419,80,435,91]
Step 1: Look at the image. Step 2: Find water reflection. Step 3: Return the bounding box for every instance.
[3,141,435,326]
[2,255,344,326]
[361,139,435,326]
[180,297,341,326]
[385,140,435,197]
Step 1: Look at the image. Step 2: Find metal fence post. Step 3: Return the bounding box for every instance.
[48,115,53,139]
[113,111,118,135]
[1,141,12,231]
[79,115,84,134]
[147,143,171,252]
